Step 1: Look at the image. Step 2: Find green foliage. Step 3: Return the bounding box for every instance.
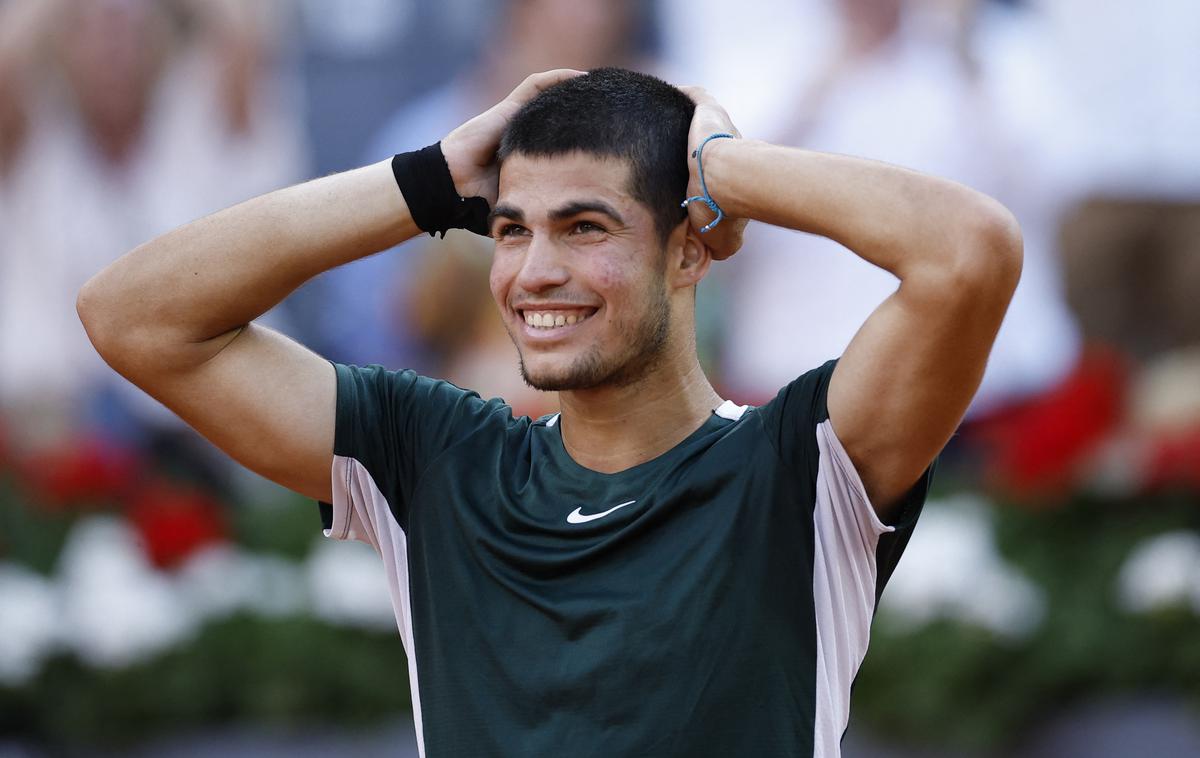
[852,492,1200,753]
[0,615,411,748]
[230,490,325,560]
[0,477,78,574]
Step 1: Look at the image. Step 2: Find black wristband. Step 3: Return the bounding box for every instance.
[391,142,490,238]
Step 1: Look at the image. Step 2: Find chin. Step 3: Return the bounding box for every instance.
[510,298,671,393]
[519,348,659,392]
[518,353,605,392]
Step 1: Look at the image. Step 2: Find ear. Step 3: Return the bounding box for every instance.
[665,219,712,290]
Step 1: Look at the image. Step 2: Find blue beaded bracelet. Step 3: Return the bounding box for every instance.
[681,132,736,233]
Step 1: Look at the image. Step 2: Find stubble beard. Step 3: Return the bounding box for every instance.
[514,286,672,392]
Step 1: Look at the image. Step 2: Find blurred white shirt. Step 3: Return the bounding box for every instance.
[664,1,1081,412]
[0,45,305,443]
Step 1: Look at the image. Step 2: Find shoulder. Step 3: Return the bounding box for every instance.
[332,363,522,446]
[756,359,839,429]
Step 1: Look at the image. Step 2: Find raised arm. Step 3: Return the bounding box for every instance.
[684,88,1022,514]
[77,69,581,503]
[76,160,416,502]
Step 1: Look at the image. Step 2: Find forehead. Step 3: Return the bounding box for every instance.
[497,152,642,220]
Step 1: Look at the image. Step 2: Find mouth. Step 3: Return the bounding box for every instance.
[515,306,600,337]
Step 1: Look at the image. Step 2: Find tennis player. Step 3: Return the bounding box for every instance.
[78,68,1021,757]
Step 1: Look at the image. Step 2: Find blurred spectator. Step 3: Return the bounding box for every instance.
[968,0,1200,495]
[1019,0,1200,200]
[0,0,306,465]
[703,0,1080,415]
[1061,200,1200,360]
[656,0,830,136]
[309,0,657,416]
[296,0,481,177]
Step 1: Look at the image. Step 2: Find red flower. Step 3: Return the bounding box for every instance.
[18,436,141,509]
[969,347,1127,501]
[126,478,228,569]
[1145,425,1200,491]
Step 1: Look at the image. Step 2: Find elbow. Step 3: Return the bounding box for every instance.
[77,274,112,358]
[977,197,1024,289]
[949,195,1024,302]
[77,270,131,367]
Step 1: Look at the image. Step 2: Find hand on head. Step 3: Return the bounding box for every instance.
[678,85,746,261]
[442,70,746,262]
[441,69,585,206]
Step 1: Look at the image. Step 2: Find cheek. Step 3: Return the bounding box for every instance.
[590,240,655,292]
[587,255,657,320]
[590,258,625,293]
[489,258,514,307]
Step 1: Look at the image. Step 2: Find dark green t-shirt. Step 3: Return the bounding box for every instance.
[320,360,929,758]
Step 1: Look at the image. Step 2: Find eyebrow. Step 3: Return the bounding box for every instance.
[548,200,626,226]
[488,200,626,229]
[489,204,524,228]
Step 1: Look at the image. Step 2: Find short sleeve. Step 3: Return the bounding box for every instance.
[761,361,935,755]
[320,363,494,546]
[757,359,840,489]
[756,358,933,598]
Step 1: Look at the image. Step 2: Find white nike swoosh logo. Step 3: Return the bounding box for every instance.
[567,500,637,524]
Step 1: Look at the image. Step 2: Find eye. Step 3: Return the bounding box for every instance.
[573,221,606,235]
[494,223,528,239]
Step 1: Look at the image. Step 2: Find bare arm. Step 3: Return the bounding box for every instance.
[77,161,417,502]
[685,90,1022,513]
[77,69,581,504]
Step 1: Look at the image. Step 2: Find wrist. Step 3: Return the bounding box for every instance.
[390,143,490,238]
[697,137,751,219]
[682,133,738,233]
[439,140,471,198]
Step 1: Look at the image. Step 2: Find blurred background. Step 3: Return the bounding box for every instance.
[0,0,1198,755]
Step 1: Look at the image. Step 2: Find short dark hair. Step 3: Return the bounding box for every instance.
[498,67,694,245]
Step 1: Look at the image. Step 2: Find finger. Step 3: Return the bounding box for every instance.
[707,223,746,261]
[508,69,586,103]
[679,85,720,107]
[679,86,740,134]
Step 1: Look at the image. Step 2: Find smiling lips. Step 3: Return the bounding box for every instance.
[520,308,597,330]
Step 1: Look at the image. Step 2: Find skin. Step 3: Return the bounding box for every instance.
[488,151,721,472]
[685,85,1021,508]
[77,70,1022,516]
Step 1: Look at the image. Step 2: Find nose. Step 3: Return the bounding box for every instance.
[514,234,570,293]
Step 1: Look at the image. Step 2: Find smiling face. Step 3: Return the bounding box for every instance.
[489,151,679,392]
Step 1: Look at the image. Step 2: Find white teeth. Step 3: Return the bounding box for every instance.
[522,310,591,329]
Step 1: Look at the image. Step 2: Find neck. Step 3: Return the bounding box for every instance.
[555,339,723,474]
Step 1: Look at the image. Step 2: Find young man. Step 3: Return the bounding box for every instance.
[78,68,1022,756]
